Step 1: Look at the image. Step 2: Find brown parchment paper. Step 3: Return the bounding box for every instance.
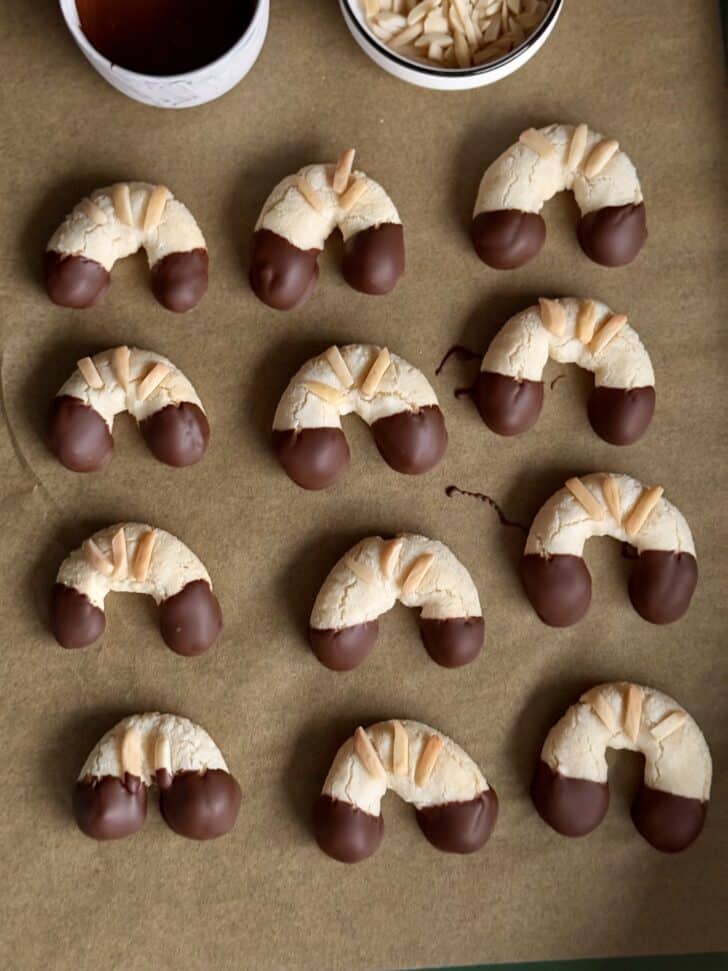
[0,2,726,969]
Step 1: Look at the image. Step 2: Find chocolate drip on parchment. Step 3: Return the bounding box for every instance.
[445,485,528,533]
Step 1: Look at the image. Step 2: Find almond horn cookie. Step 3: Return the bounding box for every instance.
[45,182,208,312]
[314,720,498,862]
[472,123,647,269]
[309,534,483,669]
[520,474,697,627]
[475,297,655,445]
[532,683,711,853]
[250,150,404,310]
[50,524,223,655]
[48,347,209,472]
[273,344,447,489]
[74,713,241,841]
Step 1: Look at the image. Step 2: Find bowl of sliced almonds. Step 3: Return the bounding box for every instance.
[339,0,562,90]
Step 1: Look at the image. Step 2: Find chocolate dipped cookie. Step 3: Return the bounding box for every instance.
[520,474,697,627]
[273,344,447,489]
[74,713,241,841]
[314,720,498,862]
[532,683,711,853]
[45,182,208,312]
[48,346,209,472]
[250,149,404,309]
[309,534,484,669]
[474,297,655,444]
[50,523,222,654]
[472,124,647,269]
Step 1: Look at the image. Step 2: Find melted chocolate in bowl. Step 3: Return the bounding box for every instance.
[76,0,255,76]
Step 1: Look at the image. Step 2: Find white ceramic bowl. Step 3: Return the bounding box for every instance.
[58,0,269,108]
[339,0,563,91]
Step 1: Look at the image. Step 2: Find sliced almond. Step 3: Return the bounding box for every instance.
[575,299,597,343]
[583,139,619,179]
[338,178,368,212]
[77,356,104,390]
[302,380,345,408]
[137,362,170,402]
[132,529,156,582]
[296,176,325,213]
[538,297,566,336]
[354,727,386,780]
[332,148,356,194]
[401,552,435,596]
[120,728,142,778]
[565,477,604,521]
[623,685,643,742]
[83,538,114,577]
[415,734,443,786]
[423,10,448,32]
[143,185,171,233]
[650,711,688,742]
[112,345,130,391]
[392,720,409,776]
[154,734,172,774]
[566,123,588,170]
[585,693,619,732]
[601,474,622,523]
[112,183,134,227]
[80,197,108,226]
[589,314,627,357]
[624,485,664,537]
[519,128,556,160]
[345,556,378,585]
[415,31,454,48]
[390,21,424,48]
[360,347,391,398]
[111,527,128,580]
[324,346,354,388]
[407,0,438,25]
[380,537,404,579]
[453,28,471,66]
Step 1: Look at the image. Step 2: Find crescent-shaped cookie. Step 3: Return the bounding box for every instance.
[48,346,209,472]
[273,344,447,489]
[50,523,223,655]
[74,713,241,841]
[45,182,208,312]
[532,683,711,852]
[520,474,697,627]
[309,534,483,670]
[314,719,498,862]
[250,149,404,310]
[472,123,647,269]
[475,297,655,445]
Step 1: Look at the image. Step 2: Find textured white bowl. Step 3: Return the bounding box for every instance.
[59,0,269,108]
[339,0,563,91]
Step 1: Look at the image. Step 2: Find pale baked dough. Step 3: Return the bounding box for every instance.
[541,683,711,801]
[255,164,401,252]
[57,523,212,610]
[474,123,643,219]
[311,533,482,630]
[322,719,490,815]
[524,474,695,559]
[47,182,206,271]
[482,298,654,390]
[58,347,205,428]
[273,344,439,432]
[79,713,229,787]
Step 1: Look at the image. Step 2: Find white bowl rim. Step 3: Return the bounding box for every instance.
[340,0,563,77]
[58,0,267,83]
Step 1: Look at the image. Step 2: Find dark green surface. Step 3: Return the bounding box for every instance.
[413,953,728,971]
